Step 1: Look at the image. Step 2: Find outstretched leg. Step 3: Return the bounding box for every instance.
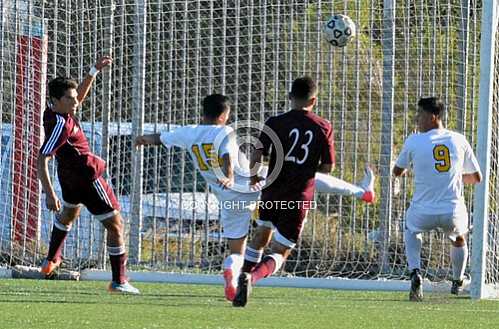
[315,165,375,203]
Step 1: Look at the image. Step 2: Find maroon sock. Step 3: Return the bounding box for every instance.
[47,225,68,261]
[250,256,276,284]
[109,253,127,284]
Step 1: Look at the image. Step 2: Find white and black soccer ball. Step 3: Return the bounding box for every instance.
[323,14,356,47]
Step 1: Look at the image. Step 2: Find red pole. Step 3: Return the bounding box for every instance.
[12,30,47,243]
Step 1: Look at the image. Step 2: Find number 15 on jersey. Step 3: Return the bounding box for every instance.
[191,143,221,171]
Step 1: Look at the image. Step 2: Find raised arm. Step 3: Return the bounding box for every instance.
[76,55,113,105]
[37,154,61,212]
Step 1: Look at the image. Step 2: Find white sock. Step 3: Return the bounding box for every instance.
[223,253,243,272]
[268,253,284,275]
[107,245,126,256]
[315,173,364,198]
[244,246,263,264]
[224,254,243,285]
[404,229,422,271]
[451,243,468,281]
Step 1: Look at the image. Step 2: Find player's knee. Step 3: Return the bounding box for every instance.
[251,226,272,248]
[251,235,270,250]
[58,215,75,227]
[270,241,291,259]
[109,223,123,238]
[59,207,80,225]
[103,216,123,238]
[227,237,246,254]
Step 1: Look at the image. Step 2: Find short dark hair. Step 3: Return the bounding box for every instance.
[418,97,445,117]
[202,94,230,119]
[48,77,78,100]
[290,76,318,100]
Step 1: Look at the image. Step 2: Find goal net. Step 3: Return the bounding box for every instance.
[1,0,496,296]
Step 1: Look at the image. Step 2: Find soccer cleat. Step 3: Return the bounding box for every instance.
[358,165,375,204]
[223,269,237,301]
[108,281,140,295]
[409,269,423,302]
[40,257,62,276]
[232,272,252,307]
[361,191,375,204]
[451,279,464,295]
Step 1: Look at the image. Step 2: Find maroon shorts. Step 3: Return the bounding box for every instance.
[259,204,310,248]
[59,175,120,219]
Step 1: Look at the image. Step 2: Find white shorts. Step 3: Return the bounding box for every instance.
[405,206,469,240]
[218,190,260,239]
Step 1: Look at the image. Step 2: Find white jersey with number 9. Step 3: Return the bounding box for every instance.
[395,128,481,214]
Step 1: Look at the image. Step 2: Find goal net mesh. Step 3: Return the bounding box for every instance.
[0,0,487,285]
[483,8,499,290]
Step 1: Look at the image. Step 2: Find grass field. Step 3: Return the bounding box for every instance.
[0,279,498,329]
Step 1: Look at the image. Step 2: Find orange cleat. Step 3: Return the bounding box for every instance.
[40,258,62,276]
[223,269,237,301]
[361,190,376,204]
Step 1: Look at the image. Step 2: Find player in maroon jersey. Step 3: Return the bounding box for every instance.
[233,76,337,307]
[37,56,139,294]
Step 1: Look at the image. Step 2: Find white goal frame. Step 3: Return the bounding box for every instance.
[471,0,499,300]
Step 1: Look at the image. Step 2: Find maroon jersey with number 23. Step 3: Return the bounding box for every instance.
[259,109,335,203]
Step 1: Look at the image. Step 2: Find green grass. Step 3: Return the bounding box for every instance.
[0,279,498,329]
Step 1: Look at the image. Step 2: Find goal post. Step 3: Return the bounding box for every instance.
[471,0,499,300]
[0,0,47,263]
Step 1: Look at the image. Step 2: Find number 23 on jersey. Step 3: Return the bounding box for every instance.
[285,128,314,164]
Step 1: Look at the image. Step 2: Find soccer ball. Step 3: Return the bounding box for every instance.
[323,14,356,47]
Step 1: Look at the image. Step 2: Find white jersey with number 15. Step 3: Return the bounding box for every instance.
[159,124,252,199]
